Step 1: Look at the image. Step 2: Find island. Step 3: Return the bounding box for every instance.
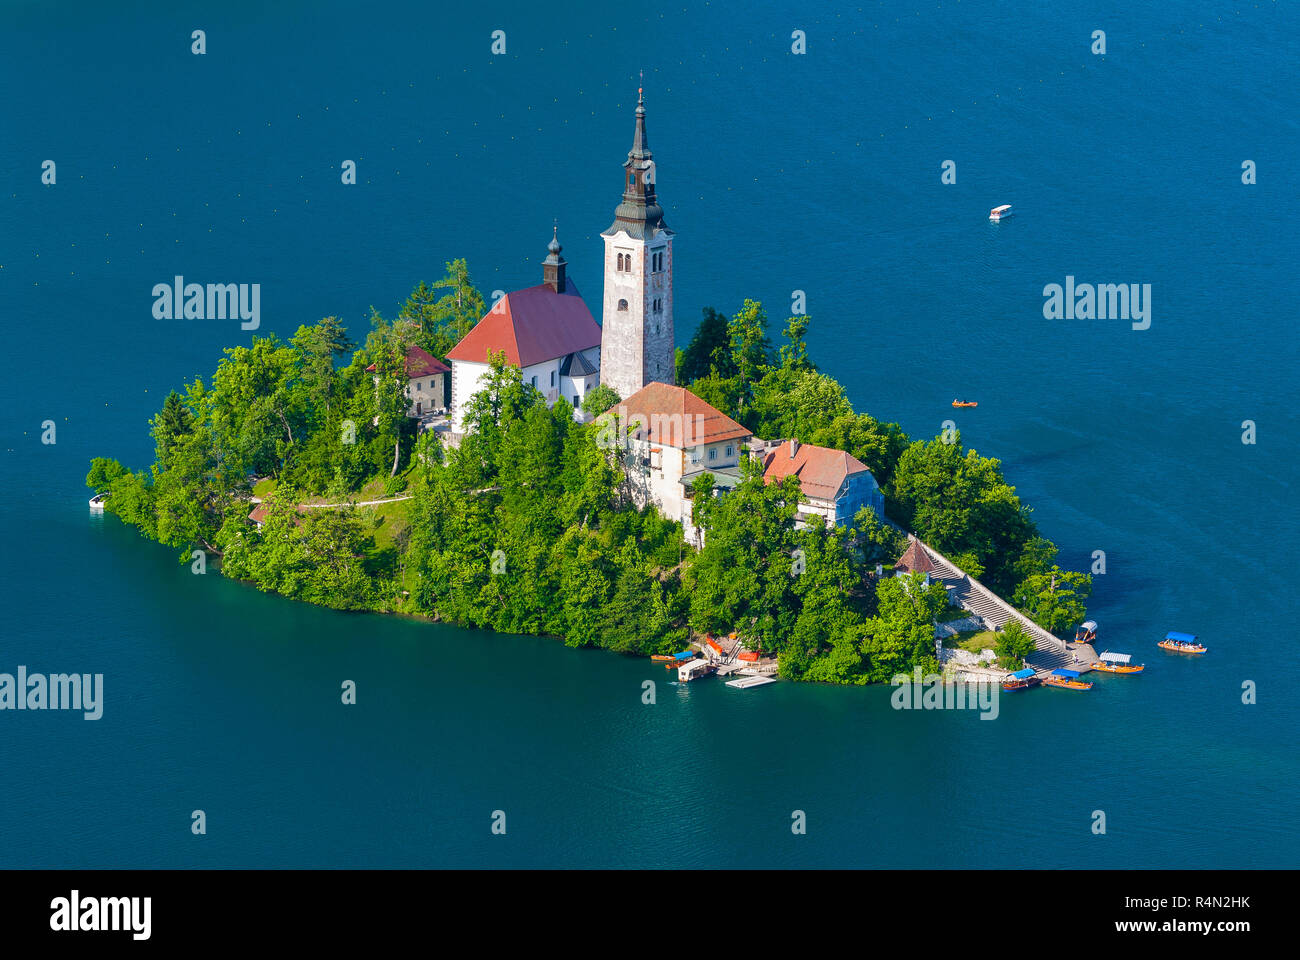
[86,93,1091,686]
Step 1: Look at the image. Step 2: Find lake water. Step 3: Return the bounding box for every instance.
[1,0,1296,867]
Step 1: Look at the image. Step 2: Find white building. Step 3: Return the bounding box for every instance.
[760,439,885,528]
[605,382,752,542]
[445,229,601,433]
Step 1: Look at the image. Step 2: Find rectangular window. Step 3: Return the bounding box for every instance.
[550,371,555,388]
[725,445,733,457]
[708,448,718,461]
[530,376,537,388]
[572,395,579,408]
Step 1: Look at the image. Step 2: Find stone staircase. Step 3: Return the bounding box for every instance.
[915,538,1071,672]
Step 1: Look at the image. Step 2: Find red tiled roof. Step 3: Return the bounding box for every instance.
[365,344,450,378]
[248,504,268,524]
[762,441,871,502]
[608,383,752,447]
[445,281,601,369]
[895,539,936,575]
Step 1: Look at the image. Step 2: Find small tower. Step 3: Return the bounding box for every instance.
[599,84,675,401]
[543,222,566,293]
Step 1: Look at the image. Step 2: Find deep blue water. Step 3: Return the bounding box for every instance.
[1,1,1296,867]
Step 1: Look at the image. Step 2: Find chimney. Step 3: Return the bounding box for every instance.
[788,438,799,458]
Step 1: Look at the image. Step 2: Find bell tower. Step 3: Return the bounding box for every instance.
[599,84,674,401]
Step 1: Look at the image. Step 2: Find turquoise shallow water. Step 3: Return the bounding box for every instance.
[1,1,1296,867]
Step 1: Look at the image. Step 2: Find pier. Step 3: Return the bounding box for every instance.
[725,675,778,689]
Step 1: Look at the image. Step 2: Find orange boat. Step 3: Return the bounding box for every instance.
[650,655,676,662]
[952,400,978,408]
[1043,668,1092,690]
[737,650,760,663]
[1158,631,1207,655]
[1090,650,1143,673]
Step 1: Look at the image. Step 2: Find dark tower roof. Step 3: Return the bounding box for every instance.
[603,85,672,241]
[543,222,567,293]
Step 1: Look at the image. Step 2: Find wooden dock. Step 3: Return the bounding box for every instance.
[726,675,778,690]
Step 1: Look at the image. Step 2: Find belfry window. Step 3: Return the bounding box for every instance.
[618,299,628,311]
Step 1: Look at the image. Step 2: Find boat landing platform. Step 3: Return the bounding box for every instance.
[726,675,778,690]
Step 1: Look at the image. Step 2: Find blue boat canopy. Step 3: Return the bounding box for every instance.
[675,651,695,660]
[1052,669,1080,678]
[1009,668,1036,679]
[1164,631,1198,643]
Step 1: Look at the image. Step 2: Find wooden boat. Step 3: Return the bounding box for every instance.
[1000,667,1041,692]
[706,639,724,656]
[1090,651,1144,674]
[1074,620,1098,642]
[737,650,760,663]
[1043,668,1092,690]
[1158,631,1207,655]
[668,650,697,669]
[952,400,978,408]
[650,655,676,662]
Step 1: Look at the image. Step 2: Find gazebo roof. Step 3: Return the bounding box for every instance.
[895,539,936,575]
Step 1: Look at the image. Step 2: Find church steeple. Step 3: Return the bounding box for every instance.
[543,221,567,293]
[607,81,667,239]
[599,81,676,400]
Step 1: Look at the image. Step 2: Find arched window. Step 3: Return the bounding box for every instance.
[618,299,628,311]
[617,254,624,271]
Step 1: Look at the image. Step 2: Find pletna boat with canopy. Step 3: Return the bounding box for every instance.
[1158,631,1207,654]
[1043,668,1093,690]
[1000,667,1041,692]
[1091,651,1145,674]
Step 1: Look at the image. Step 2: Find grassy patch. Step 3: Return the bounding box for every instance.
[252,477,276,498]
[366,499,411,552]
[956,630,998,654]
[935,606,971,623]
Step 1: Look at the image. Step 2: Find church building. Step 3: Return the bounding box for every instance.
[445,88,674,434]
[445,228,601,433]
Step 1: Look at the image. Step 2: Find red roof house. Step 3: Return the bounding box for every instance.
[761,438,885,528]
[607,382,751,448]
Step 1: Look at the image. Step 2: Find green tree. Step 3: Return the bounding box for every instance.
[1014,566,1092,634]
[580,382,621,419]
[864,572,949,683]
[995,619,1036,664]
[678,307,736,384]
[149,391,195,468]
[727,299,773,413]
[778,313,813,371]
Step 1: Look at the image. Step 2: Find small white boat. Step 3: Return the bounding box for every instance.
[88,493,107,511]
[989,204,1013,221]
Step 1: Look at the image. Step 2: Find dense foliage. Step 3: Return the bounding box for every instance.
[86,265,1090,681]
